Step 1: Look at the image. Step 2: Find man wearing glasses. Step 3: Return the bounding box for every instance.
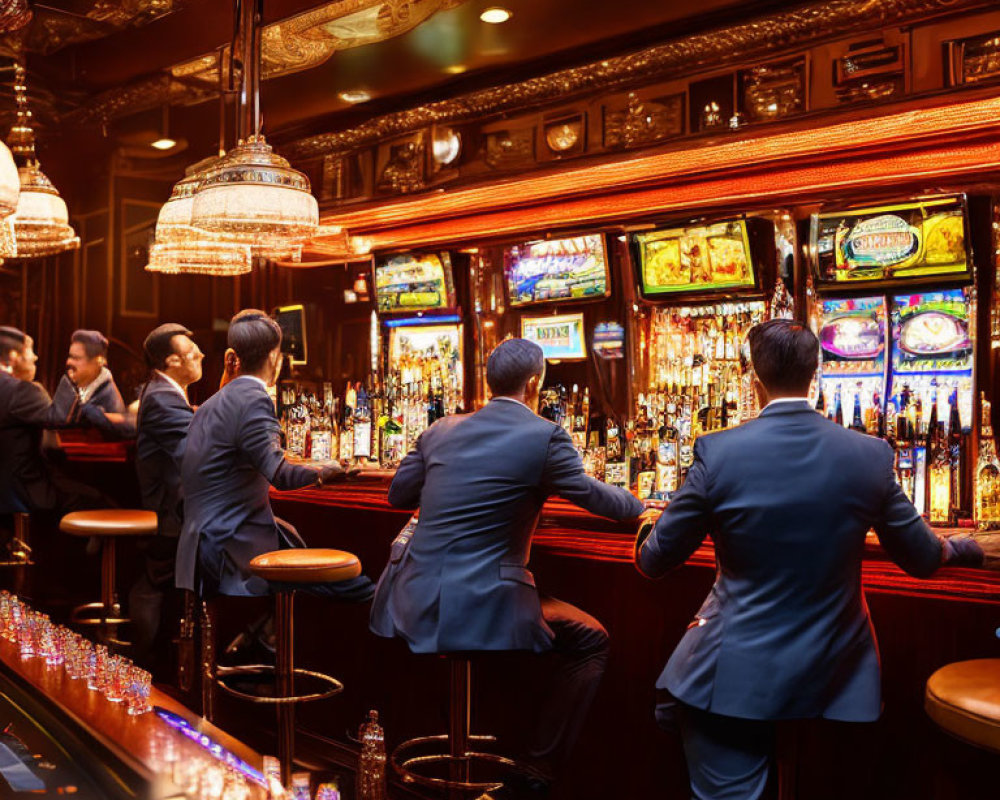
[636,319,984,800]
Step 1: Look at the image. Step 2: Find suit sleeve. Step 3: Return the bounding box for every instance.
[141,392,193,467]
[10,381,52,425]
[871,439,943,578]
[239,391,317,490]
[637,438,712,578]
[540,425,644,520]
[44,375,81,427]
[387,430,426,509]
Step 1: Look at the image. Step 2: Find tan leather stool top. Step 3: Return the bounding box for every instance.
[925,659,1000,754]
[249,548,361,584]
[60,510,158,537]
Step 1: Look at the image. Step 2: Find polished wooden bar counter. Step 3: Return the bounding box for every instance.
[0,626,267,799]
[267,475,1000,800]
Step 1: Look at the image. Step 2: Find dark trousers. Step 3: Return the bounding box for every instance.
[657,698,773,800]
[128,534,179,673]
[526,595,610,778]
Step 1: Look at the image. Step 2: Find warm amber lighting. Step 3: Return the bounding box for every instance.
[338,90,371,104]
[317,95,1000,253]
[480,7,511,23]
[444,64,467,75]
[151,137,177,150]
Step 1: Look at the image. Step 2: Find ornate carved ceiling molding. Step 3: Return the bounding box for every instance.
[286,0,994,159]
[74,0,465,123]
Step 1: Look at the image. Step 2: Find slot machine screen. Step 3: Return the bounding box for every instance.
[505,234,610,306]
[375,252,456,313]
[521,313,587,360]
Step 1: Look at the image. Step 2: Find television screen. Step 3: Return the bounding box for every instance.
[375,252,455,313]
[818,295,887,376]
[634,219,755,297]
[812,196,969,285]
[505,234,610,306]
[890,288,973,376]
[521,313,587,360]
[274,304,307,365]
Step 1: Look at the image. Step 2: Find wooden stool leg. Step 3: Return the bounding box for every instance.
[449,658,471,799]
[276,590,295,787]
[176,590,196,692]
[100,538,118,643]
[200,600,216,722]
[11,514,29,596]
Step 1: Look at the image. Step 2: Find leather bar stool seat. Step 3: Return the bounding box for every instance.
[249,548,360,584]
[203,547,359,786]
[60,510,158,536]
[925,659,1000,754]
[59,510,156,644]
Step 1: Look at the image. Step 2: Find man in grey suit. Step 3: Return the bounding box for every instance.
[636,319,983,800]
[370,338,644,790]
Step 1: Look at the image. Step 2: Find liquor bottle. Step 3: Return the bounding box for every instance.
[564,385,578,437]
[353,384,372,462]
[357,710,387,800]
[925,382,950,524]
[975,393,1000,529]
[655,421,679,494]
[871,391,885,439]
[834,384,844,427]
[948,387,965,522]
[369,377,382,464]
[815,386,826,415]
[339,382,356,462]
[571,386,589,452]
[286,393,309,458]
[310,397,333,462]
[849,384,865,433]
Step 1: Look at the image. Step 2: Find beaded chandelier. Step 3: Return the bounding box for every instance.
[7,64,78,259]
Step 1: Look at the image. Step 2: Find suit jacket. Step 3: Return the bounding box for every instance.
[136,373,193,539]
[47,370,134,439]
[638,400,944,723]
[176,376,318,597]
[0,371,55,512]
[370,397,644,654]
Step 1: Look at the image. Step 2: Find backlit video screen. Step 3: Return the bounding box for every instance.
[505,234,610,306]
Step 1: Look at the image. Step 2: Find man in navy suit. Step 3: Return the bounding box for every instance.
[48,329,134,438]
[0,326,102,515]
[129,323,204,667]
[636,319,983,800]
[371,338,644,789]
[176,310,373,602]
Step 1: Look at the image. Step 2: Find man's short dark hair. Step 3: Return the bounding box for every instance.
[71,329,108,359]
[144,323,193,371]
[487,338,545,396]
[228,309,282,373]
[0,325,26,364]
[747,319,819,395]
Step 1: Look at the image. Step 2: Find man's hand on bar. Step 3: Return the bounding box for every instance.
[315,461,346,485]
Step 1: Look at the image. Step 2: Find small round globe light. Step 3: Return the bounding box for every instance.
[151,137,177,150]
[480,7,512,24]
[338,90,371,104]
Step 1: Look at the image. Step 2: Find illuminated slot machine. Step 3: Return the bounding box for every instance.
[630,214,782,499]
[373,251,464,466]
[503,233,618,482]
[811,195,975,524]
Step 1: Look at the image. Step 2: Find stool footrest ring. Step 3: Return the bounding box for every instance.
[70,602,129,627]
[391,734,517,792]
[215,664,343,705]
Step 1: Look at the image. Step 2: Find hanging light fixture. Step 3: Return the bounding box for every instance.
[7,63,78,259]
[190,0,319,257]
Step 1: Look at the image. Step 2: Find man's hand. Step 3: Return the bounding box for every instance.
[942,533,985,568]
[634,508,661,570]
[315,461,346,486]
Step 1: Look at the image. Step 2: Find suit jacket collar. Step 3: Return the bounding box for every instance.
[758,400,815,417]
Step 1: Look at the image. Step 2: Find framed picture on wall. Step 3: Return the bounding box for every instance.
[119,199,161,318]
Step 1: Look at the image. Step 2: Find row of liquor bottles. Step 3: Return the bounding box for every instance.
[279,376,451,467]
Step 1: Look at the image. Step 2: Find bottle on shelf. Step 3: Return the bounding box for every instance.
[975,393,1000,529]
[352,383,372,463]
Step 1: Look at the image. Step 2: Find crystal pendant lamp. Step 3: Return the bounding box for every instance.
[7,64,78,258]
[189,0,318,256]
[145,161,252,276]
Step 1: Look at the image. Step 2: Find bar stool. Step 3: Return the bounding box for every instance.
[391,654,520,799]
[925,659,1000,753]
[201,548,359,786]
[59,510,157,645]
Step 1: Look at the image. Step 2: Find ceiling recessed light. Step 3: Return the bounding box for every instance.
[480,7,511,24]
[151,137,177,150]
[444,64,467,75]
[339,90,371,104]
